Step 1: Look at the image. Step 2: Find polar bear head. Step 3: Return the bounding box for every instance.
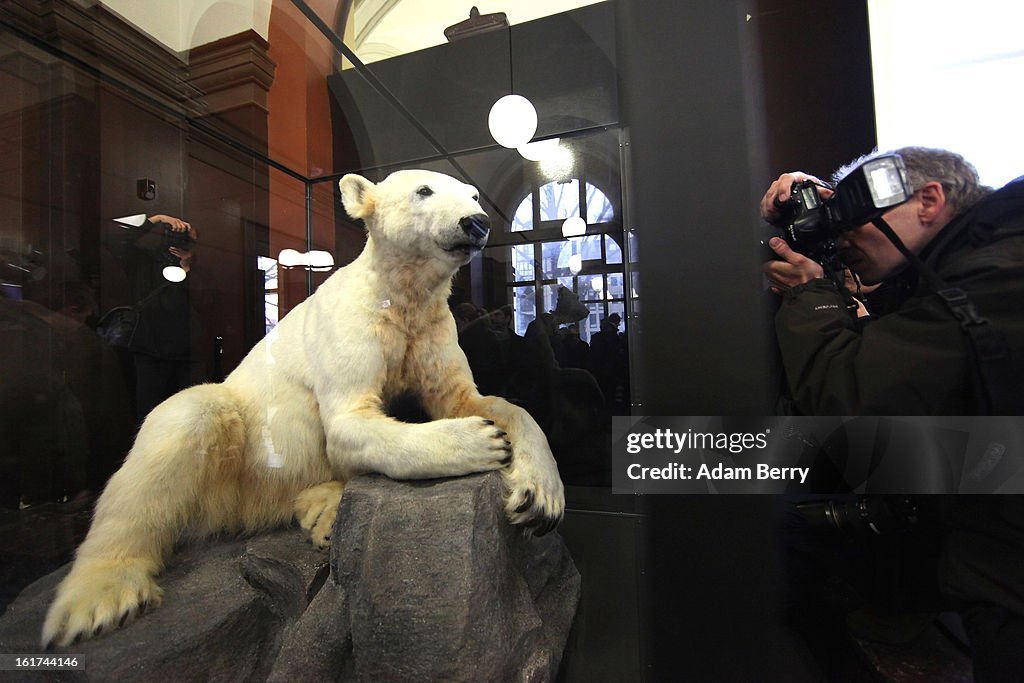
[339,170,490,267]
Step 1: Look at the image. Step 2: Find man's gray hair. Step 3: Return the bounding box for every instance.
[833,146,991,214]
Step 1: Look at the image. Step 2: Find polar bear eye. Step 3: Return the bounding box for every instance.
[416,186,434,198]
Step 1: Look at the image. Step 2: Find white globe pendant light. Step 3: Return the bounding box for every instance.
[561,216,586,238]
[162,265,187,282]
[488,94,538,149]
[307,250,335,271]
[278,248,303,267]
[518,137,560,161]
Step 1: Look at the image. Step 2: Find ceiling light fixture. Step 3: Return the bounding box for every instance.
[518,137,561,162]
[485,14,538,149]
[561,216,586,238]
[162,265,187,283]
[279,248,335,271]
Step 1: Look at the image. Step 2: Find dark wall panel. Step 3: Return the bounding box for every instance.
[615,1,877,680]
[328,2,618,174]
[616,0,772,416]
[753,0,877,177]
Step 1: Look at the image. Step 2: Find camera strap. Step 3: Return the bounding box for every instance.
[871,217,1015,414]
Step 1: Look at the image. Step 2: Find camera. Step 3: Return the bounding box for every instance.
[156,223,194,282]
[765,154,913,265]
[795,496,919,538]
[160,223,194,254]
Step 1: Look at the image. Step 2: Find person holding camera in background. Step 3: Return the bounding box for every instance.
[761,147,1024,681]
[103,213,199,423]
[131,214,198,422]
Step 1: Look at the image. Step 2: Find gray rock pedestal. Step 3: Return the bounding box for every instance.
[0,472,580,682]
[272,473,580,682]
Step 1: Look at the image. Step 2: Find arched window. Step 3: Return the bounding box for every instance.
[502,179,625,343]
[511,180,615,231]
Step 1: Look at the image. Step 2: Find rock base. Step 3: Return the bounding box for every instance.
[0,473,579,682]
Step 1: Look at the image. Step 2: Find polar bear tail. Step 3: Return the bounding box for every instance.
[42,383,247,648]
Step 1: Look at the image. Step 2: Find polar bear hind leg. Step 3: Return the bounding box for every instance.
[42,384,248,648]
[294,480,345,549]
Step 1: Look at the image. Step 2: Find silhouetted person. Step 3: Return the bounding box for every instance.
[560,323,590,371]
[114,214,199,423]
[453,302,502,396]
[590,312,629,413]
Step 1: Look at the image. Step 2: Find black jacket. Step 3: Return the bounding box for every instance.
[774,177,1024,415]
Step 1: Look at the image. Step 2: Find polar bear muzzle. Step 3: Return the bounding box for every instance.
[459,214,490,242]
[443,213,491,255]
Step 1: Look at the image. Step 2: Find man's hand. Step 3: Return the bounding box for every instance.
[149,214,198,240]
[169,247,194,272]
[762,237,824,292]
[759,171,833,224]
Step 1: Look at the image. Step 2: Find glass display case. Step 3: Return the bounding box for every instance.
[0,2,647,678]
[7,1,1003,681]
[0,0,637,477]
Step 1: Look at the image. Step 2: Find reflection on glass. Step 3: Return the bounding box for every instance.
[579,275,604,302]
[606,235,623,264]
[257,256,279,334]
[541,284,562,318]
[0,3,633,654]
[607,273,624,299]
[540,179,580,221]
[542,241,572,279]
[512,244,535,282]
[512,194,534,232]
[512,180,614,232]
[587,183,616,224]
[512,285,537,336]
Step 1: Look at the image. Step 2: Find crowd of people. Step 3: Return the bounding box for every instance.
[451,287,630,485]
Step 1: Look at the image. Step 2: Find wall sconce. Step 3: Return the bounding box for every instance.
[136,178,157,201]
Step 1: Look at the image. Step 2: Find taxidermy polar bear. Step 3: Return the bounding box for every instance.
[42,169,565,648]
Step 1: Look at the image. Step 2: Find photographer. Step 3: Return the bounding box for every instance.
[131,215,198,421]
[103,213,199,422]
[762,148,1024,681]
[762,147,1024,416]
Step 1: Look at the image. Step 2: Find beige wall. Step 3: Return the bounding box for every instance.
[100,0,272,51]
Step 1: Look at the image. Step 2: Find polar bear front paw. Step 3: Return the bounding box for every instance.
[294,480,345,549]
[42,558,161,649]
[502,446,565,537]
[426,417,513,475]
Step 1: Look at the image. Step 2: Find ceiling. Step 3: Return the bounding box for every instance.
[349,0,603,63]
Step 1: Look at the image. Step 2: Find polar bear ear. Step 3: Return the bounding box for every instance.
[339,174,376,220]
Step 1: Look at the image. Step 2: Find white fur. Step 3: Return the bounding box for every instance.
[42,169,565,648]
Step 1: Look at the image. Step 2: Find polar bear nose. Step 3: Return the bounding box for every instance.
[460,214,490,241]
